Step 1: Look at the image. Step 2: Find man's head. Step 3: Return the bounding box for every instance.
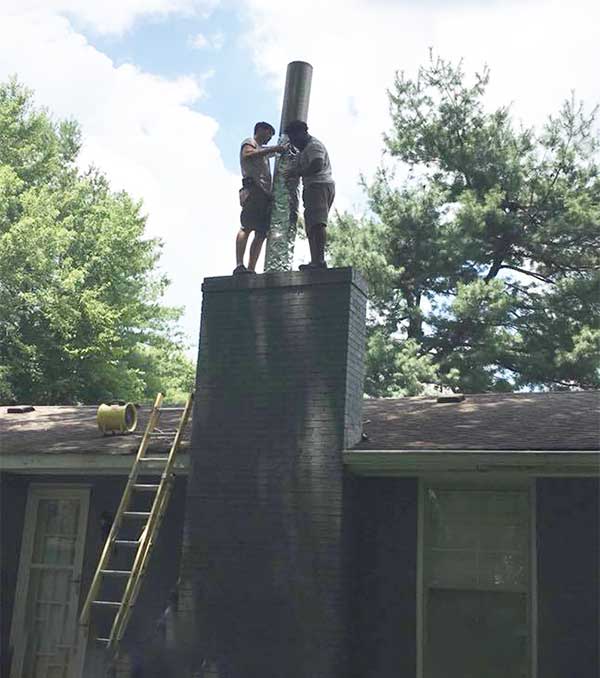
[284,120,309,150]
[254,121,276,144]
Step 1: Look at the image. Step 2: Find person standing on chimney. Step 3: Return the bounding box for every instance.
[234,122,285,275]
[283,120,335,270]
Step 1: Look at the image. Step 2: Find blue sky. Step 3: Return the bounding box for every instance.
[87,7,280,173]
[1,0,598,352]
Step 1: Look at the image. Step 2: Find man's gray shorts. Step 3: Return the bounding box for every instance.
[303,182,335,233]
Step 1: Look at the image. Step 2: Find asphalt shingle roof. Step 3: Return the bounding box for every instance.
[1,392,598,456]
[358,392,600,451]
[0,405,187,456]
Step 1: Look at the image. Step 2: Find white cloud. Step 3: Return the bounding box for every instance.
[189,30,225,50]
[190,31,210,49]
[239,0,600,213]
[2,0,219,35]
[0,9,238,347]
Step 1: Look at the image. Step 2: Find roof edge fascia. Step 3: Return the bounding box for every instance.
[1,454,190,476]
[343,449,600,476]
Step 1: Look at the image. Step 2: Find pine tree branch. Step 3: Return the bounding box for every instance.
[499,265,556,284]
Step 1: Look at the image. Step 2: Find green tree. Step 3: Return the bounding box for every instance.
[329,56,600,396]
[0,78,195,404]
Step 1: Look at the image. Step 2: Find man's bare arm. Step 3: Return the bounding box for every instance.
[242,144,285,158]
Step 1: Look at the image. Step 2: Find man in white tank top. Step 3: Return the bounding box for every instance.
[234,122,285,275]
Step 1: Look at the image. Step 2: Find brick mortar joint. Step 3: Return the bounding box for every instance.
[202,277,368,298]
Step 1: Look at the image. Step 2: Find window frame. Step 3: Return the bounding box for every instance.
[416,476,537,678]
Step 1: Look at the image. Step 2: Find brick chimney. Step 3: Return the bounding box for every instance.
[178,268,367,677]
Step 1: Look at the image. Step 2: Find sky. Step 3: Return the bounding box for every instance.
[1,0,599,353]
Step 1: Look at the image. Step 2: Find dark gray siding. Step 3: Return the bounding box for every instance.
[537,478,599,678]
[349,477,418,678]
[1,473,28,676]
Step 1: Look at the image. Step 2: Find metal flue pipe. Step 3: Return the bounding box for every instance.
[278,61,313,133]
[264,61,313,271]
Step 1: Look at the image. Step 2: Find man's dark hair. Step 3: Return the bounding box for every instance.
[284,120,308,135]
[254,121,276,135]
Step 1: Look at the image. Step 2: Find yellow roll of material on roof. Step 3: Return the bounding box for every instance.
[97,402,138,434]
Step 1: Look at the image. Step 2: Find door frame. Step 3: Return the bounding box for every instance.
[9,483,90,678]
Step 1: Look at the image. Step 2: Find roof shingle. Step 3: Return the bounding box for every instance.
[358,392,600,451]
[1,392,598,457]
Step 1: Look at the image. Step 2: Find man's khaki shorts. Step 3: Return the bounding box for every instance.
[303,182,335,233]
[240,185,272,233]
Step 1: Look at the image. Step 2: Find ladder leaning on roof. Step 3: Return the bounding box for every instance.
[79,391,193,656]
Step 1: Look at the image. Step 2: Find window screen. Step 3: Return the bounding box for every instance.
[424,488,530,678]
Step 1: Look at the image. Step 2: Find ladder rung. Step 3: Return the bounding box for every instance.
[139,457,168,463]
[133,484,160,491]
[123,511,151,519]
[114,540,139,547]
[149,432,176,437]
[92,600,121,607]
[159,408,184,411]
[96,638,111,644]
[100,569,132,577]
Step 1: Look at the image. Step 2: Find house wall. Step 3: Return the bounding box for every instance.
[0,472,187,678]
[347,475,599,678]
[348,477,418,678]
[3,470,597,678]
[537,477,599,678]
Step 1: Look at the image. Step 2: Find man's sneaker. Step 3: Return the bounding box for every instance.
[233,264,248,275]
[299,261,328,271]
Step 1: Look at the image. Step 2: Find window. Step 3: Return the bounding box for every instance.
[422,487,531,678]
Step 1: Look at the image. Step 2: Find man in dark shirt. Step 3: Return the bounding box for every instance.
[284,120,335,270]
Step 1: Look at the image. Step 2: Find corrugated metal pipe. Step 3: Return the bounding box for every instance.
[264,61,313,271]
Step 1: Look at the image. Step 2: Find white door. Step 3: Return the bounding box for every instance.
[10,485,90,678]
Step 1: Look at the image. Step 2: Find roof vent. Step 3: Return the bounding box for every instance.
[6,406,35,414]
[436,393,465,404]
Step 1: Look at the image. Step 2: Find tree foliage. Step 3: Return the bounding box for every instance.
[0,79,195,404]
[329,56,600,396]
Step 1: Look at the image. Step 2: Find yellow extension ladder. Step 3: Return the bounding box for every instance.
[79,392,193,655]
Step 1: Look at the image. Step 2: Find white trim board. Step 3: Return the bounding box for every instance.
[530,477,538,678]
[344,450,600,476]
[3,449,598,476]
[1,453,190,475]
